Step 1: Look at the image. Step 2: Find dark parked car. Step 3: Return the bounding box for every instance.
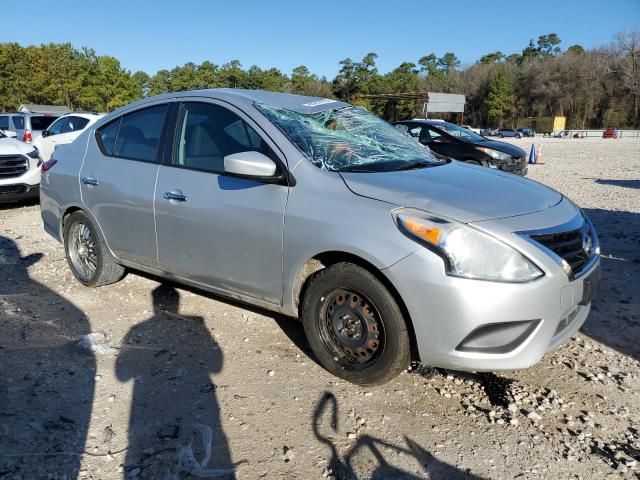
[602,128,618,139]
[496,128,522,138]
[517,128,535,137]
[394,120,528,176]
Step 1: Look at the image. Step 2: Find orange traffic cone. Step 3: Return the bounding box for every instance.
[535,144,544,164]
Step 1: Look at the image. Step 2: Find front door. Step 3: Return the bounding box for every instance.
[80,103,169,266]
[154,100,289,304]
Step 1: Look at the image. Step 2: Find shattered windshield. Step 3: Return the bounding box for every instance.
[256,104,442,172]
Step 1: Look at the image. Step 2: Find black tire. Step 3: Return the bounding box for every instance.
[301,262,411,386]
[498,133,504,138]
[64,211,125,287]
[516,134,522,139]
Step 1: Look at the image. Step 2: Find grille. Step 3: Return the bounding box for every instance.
[531,225,593,275]
[0,155,29,179]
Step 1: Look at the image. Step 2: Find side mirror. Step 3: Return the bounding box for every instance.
[42,130,51,137]
[224,151,277,178]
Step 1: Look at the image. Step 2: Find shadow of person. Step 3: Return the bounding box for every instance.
[116,284,234,479]
[580,208,640,362]
[313,392,485,479]
[0,235,94,479]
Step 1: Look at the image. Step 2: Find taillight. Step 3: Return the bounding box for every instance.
[23,130,32,143]
[41,159,58,173]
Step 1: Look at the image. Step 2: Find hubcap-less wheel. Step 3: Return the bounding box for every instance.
[68,222,97,282]
[318,289,384,370]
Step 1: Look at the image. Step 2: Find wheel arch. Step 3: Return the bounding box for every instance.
[61,205,118,261]
[292,251,420,362]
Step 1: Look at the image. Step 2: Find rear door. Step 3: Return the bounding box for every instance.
[80,103,170,266]
[154,99,289,304]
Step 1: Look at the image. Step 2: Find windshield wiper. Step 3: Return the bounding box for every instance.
[336,165,380,173]
[395,160,435,171]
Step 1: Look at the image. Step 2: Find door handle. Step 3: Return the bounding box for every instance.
[81,177,99,186]
[163,191,187,202]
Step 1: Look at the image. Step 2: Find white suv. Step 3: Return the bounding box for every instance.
[0,129,42,202]
[33,113,104,161]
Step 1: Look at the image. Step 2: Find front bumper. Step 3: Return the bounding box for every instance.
[0,184,40,202]
[0,154,41,202]
[497,156,528,176]
[383,204,599,372]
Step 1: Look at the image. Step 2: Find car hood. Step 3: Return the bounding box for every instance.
[340,161,562,223]
[0,137,36,155]
[474,139,527,157]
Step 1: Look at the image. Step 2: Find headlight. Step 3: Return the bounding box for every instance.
[393,208,543,283]
[26,148,40,159]
[475,147,511,162]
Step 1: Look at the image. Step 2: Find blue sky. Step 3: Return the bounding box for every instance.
[2,0,638,77]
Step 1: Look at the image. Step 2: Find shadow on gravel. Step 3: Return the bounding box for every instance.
[313,392,485,479]
[116,284,236,478]
[581,208,640,362]
[0,236,94,479]
[594,179,640,190]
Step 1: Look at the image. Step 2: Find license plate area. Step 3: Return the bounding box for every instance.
[579,266,601,306]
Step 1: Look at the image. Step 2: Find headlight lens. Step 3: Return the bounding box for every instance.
[26,148,40,159]
[475,147,511,162]
[393,208,543,282]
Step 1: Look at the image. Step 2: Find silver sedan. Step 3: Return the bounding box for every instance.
[40,89,600,385]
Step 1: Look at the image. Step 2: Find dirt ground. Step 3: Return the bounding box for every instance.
[0,137,639,480]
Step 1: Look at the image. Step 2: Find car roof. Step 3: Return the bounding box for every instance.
[58,112,105,120]
[113,89,350,116]
[395,119,448,126]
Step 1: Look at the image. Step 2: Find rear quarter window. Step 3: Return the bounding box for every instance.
[96,119,120,155]
[0,116,8,130]
[30,116,57,131]
[12,116,24,129]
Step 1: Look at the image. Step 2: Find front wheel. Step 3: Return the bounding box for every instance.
[301,263,411,385]
[498,133,504,138]
[64,211,125,287]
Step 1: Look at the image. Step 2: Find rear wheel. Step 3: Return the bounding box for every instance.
[498,133,504,138]
[301,262,411,385]
[64,211,125,287]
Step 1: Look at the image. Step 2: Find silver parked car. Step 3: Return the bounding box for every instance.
[40,89,601,385]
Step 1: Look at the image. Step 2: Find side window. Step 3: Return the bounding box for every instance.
[30,116,57,131]
[407,126,422,138]
[12,116,24,129]
[113,105,167,162]
[47,118,68,135]
[65,116,89,133]
[0,116,8,130]
[427,127,444,141]
[174,102,272,174]
[96,118,121,155]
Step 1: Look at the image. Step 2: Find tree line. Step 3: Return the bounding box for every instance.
[1,30,638,128]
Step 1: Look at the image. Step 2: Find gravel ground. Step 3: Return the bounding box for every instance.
[0,137,638,480]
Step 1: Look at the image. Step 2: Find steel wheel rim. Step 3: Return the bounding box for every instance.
[318,288,385,370]
[68,222,97,282]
